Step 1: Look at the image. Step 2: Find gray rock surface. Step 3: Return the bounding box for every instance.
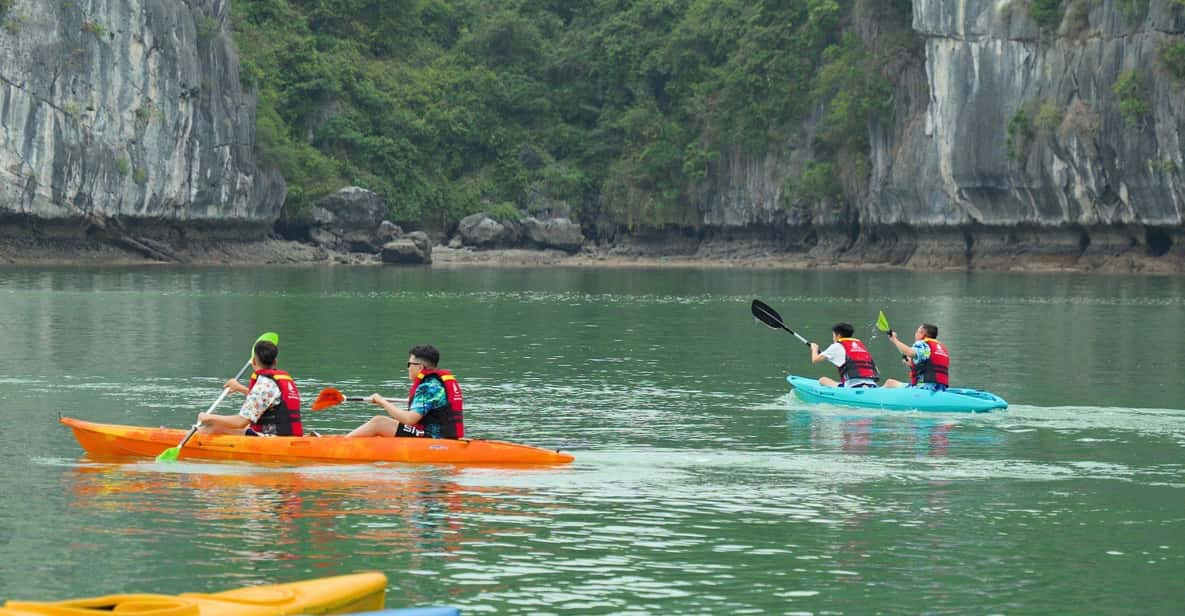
[0,0,281,223]
[377,220,402,243]
[457,213,517,247]
[523,216,584,252]
[405,230,431,255]
[381,231,431,264]
[309,187,386,228]
[308,186,391,251]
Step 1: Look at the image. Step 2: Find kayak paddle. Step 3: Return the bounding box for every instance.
[875,310,893,337]
[750,299,812,346]
[876,310,909,361]
[311,387,368,411]
[156,331,279,462]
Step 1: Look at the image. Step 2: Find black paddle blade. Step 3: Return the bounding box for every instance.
[750,299,785,330]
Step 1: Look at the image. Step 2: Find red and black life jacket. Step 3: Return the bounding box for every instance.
[910,338,950,386]
[248,369,303,436]
[837,338,879,383]
[407,368,464,439]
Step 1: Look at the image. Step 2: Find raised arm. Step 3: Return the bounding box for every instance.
[888,332,917,359]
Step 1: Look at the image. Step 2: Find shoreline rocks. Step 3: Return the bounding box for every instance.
[0,216,1179,274]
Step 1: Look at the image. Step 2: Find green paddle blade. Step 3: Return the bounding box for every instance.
[252,332,279,357]
[875,311,891,333]
[156,447,180,462]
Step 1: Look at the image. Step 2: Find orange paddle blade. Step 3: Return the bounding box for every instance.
[311,387,345,411]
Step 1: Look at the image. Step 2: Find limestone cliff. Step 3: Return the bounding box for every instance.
[876,0,1184,227]
[0,0,281,230]
[697,0,1185,270]
[0,0,1182,271]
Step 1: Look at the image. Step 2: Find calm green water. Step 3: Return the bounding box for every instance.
[1,266,1184,614]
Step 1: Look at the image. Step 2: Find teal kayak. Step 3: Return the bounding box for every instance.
[787,375,1008,413]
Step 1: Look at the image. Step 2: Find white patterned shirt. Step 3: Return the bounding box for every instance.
[238,377,282,424]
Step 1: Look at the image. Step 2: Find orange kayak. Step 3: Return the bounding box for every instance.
[61,417,574,465]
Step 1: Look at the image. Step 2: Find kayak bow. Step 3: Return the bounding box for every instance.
[0,571,386,615]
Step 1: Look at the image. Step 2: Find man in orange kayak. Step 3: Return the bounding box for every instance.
[808,322,880,388]
[883,323,950,391]
[197,340,304,436]
[347,344,465,439]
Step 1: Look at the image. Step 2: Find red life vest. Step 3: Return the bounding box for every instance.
[249,369,303,436]
[837,338,879,383]
[910,338,950,386]
[407,368,464,439]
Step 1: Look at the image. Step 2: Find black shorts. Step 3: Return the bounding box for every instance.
[394,423,427,438]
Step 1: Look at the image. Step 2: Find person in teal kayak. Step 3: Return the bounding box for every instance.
[883,323,950,391]
[809,323,880,388]
[347,344,465,439]
[197,340,305,436]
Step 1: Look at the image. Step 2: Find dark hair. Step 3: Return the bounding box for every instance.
[922,323,938,338]
[254,340,278,367]
[409,344,440,368]
[832,323,855,338]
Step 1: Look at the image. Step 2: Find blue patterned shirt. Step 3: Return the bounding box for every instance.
[911,340,932,363]
[409,378,450,438]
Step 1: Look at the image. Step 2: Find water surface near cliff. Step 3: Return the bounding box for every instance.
[1,266,1183,613]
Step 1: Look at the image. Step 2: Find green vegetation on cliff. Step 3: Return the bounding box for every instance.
[1113,70,1149,126]
[1161,39,1185,81]
[1028,0,1062,31]
[231,0,909,230]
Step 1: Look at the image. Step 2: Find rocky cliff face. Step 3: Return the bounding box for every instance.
[697,0,1185,270]
[0,0,281,230]
[877,0,1184,227]
[1,0,1181,271]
